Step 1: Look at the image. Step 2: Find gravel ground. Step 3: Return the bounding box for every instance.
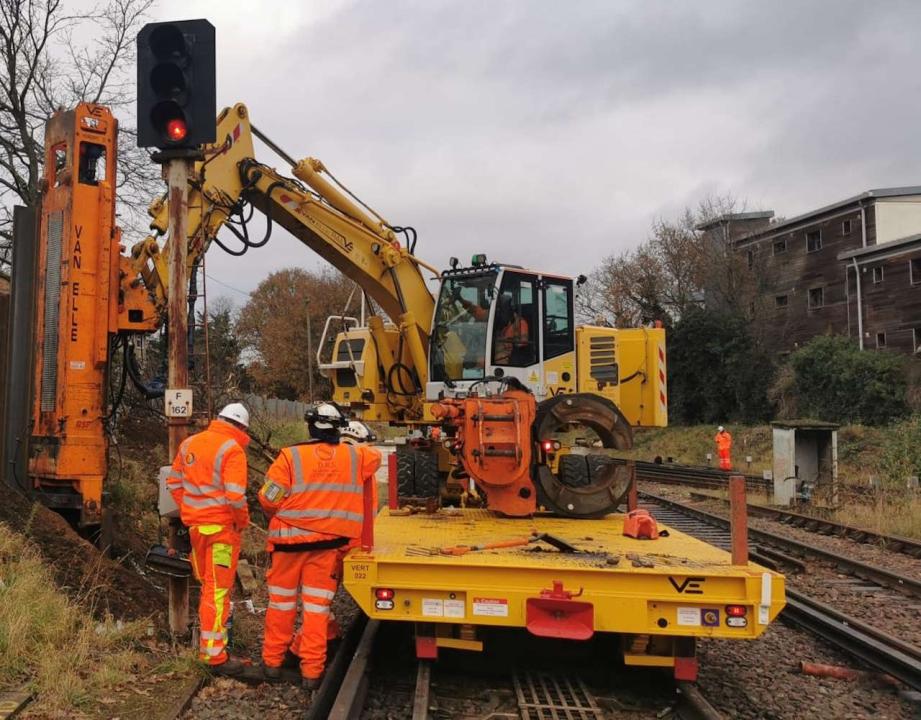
[697,624,917,719]
[645,484,921,645]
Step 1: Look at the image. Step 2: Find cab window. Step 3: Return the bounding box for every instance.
[543,279,573,359]
[492,272,538,367]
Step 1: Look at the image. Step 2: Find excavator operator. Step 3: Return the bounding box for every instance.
[258,404,380,691]
[492,293,529,365]
[166,403,251,676]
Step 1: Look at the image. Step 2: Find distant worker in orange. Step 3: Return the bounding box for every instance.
[714,425,733,471]
[166,403,251,676]
[259,404,380,692]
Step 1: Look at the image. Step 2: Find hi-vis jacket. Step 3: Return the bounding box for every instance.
[167,419,250,531]
[259,441,381,549]
[714,431,733,452]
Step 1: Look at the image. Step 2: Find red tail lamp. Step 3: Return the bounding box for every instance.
[725,604,747,617]
[375,588,395,601]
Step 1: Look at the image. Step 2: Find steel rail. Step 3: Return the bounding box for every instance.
[741,502,921,559]
[641,492,921,693]
[641,491,921,597]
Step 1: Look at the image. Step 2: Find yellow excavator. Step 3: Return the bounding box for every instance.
[126,102,668,518]
[9,101,666,528]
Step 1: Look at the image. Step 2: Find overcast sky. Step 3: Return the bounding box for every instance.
[151,0,921,303]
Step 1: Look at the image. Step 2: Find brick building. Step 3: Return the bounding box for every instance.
[704,188,921,354]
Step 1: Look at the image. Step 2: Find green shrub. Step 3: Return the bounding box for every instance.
[787,336,908,425]
[878,414,921,488]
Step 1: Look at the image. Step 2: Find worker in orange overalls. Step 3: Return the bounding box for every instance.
[259,404,380,691]
[492,294,530,365]
[286,419,381,666]
[714,425,733,471]
[166,403,251,676]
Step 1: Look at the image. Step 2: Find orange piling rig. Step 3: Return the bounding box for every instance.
[28,104,155,528]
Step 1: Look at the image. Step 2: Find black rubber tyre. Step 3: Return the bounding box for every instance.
[396,445,416,496]
[586,454,618,482]
[413,449,440,498]
[558,454,591,488]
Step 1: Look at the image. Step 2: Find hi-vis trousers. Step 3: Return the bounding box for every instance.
[262,548,340,679]
[190,525,241,665]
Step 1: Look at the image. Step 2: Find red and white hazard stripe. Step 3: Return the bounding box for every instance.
[657,344,668,420]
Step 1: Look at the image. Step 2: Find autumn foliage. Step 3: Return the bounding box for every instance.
[236,267,358,401]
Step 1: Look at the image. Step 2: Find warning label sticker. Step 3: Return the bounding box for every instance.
[758,605,770,625]
[472,597,509,617]
[444,599,465,618]
[676,607,701,626]
[421,599,444,617]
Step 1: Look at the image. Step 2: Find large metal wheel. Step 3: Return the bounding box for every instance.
[534,393,634,518]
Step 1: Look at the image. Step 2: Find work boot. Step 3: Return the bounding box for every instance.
[211,657,245,677]
[263,664,281,681]
[282,649,300,668]
[303,675,323,692]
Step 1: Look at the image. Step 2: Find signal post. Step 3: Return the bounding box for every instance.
[136,19,216,634]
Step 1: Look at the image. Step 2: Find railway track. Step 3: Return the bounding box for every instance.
[633,461,771,494]
[318,619,726,719]
[640,491,921,693]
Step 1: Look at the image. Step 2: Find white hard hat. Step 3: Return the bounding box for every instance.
[718,426,724,432]
[219,402,250,428]
[341,420,374,443]
[305,402,344,431]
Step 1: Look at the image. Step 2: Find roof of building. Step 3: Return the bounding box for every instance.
[734,186,921,246]
[837,232,921,263]
[696,211,774,231]
[771,419,840,430]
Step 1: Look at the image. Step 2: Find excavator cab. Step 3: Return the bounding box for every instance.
[427,258,570,402]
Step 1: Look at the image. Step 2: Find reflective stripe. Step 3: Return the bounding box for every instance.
[277,508,362,522]
[268,585,298,597]
[288,482,362,496]
[230,499,247,509]
[212,439,237,489]
[302,602,330,614]
[200,630,226,641]
[268,600,297,611]
[346,444,358,488]
[302,586,335,600]
[183,480,223,496]
[183,495,228,508]
[168,470,184,479]
[290,446,306,491]
[268,526,317,539]
[202,645,224,656]
[224,482,247,495]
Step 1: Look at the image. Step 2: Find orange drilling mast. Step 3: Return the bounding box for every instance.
[26,103,155,529]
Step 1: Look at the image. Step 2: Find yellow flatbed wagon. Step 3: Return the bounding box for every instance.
[343,507,785,681]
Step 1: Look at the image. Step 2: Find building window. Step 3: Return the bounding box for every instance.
[808,287,824,309]
[773,239,787,255]
[747,250,754,269]
[806,229,822,252]
[912,258,921,285]
[842,219,852,235]
[873,267,884,284]
[775,295,788,308]
[876,332,886,349]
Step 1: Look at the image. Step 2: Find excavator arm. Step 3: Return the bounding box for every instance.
[123,103,436,395]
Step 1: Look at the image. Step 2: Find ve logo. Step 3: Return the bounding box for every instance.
[668,576,705,594]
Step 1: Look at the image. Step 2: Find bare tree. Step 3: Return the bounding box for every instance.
[0,0,157,271]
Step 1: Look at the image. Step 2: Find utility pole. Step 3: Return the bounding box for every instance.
[166,158,193,634]
[307,304,314,402]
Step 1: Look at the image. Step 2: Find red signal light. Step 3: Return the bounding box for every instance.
[541,440,553,452]
[375,588,394,601]
[166,117,187,142]
[725,604,747,617]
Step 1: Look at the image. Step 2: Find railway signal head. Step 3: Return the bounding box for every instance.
[136,19,215,150]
